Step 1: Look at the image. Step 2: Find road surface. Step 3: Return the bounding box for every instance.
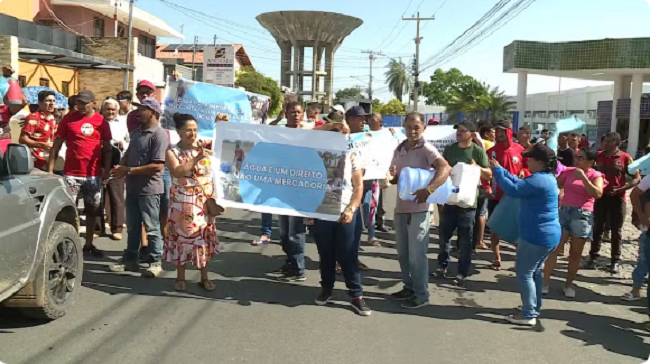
[0,189,648,364]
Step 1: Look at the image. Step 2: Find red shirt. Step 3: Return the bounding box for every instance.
[579,139,590,149]
[486,128,524,200]
[0,105,10,125]
[595,150,633,199]
[127,110,140,133]
[56,112,112,177]
[22,111,57,169]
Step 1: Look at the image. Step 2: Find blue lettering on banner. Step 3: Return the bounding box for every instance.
[238,142,329,213]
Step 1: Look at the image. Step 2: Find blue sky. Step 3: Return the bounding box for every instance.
[137,0,649,102]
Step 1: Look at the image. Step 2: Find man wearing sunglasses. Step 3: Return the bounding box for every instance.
[126,80,155,133]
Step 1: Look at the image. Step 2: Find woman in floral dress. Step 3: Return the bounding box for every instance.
[164,113,223,292]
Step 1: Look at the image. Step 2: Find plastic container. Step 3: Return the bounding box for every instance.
[446,162,481,208]
[629,154,650,176]
[221,162,232,173]
[398,167,454,204]
[486,195,520,244]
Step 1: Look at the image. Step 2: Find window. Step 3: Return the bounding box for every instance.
[93,17,105,38]
[62,81,70,97]
[18,76,26,87]
[117,25,126,38]
[138,35,156,58]
[39,78,50,87]
[39,19,58,28]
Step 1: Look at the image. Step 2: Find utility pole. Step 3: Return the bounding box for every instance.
[361,50,383,102]
[191,35,198,81]
[402,12,434,111]
[123,0,134,91]
[213,34,217,47]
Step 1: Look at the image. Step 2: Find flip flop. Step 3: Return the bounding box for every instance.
[621,292,642,301]
[198,279,216,291]
[174,280,186,292]
[490,261,502,271]
[252,238,271,246]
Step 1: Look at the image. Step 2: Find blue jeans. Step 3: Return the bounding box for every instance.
[361,181,376,240]
[313,212,363,298]
[643,234,650,318]
[633,233,649,289]
[261,213,273,238]
[394,211,431,300]
[124,194,162,263]
[160,167,171,215]
[516,239,556,319]
[438,204,476,277]
[278,215,306,275]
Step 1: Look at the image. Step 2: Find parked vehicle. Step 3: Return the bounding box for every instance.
[0,144,82,320]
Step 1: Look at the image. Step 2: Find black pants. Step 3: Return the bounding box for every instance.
[376,190,386,227]
[591,194,626,263]
[105,177,125,234]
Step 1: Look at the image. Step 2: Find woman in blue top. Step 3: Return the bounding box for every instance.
[490,144,561,326]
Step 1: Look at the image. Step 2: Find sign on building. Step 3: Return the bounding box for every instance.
[203,45,236,88]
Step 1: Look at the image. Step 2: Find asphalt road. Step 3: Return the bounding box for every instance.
[0,188,648,364]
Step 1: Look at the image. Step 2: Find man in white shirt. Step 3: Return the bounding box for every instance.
[102,98,128,240]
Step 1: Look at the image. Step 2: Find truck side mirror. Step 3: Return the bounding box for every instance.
[5,144,33,175]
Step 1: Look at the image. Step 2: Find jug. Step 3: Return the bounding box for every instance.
[397,167,454,204]
[446,162,481,208]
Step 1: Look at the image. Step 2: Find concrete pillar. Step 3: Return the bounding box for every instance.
[297,46,305,92]
[611,76,623,132]
[517,71,528,124]
[621,76,632,99]
[311,43,319,101]
[280,42,291,89]
[292,45,301,92]
[0,35,20,75]
[628,73,644,157]
[324,45,334,105]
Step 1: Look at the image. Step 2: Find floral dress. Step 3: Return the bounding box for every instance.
[163,146,219,268]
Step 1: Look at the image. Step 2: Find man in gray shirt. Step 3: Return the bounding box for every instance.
[109,98,169,278]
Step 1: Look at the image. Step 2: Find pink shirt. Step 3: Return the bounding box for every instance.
[559,167,605,212]
[391,137,443,213]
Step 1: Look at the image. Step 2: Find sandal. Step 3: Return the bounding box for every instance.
[252,237,271,246]
[490,261,502,271]
[198,279,216,291]
[174,280,186,292]
[359,261,370,271]
[621,292,642,301]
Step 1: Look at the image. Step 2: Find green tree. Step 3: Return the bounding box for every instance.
[334,87,365,105]
[235,66,283,116]
[483,87,516,123]
[375,98,406,115]
[421,68,479,106]
[384,58,412,102]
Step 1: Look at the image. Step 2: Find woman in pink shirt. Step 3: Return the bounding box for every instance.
[544,147,605,298]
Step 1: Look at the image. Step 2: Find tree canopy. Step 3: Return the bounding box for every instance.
[333,87,366,105]
[373,98,406,115]
[384,58,412,102]
[420,68,481,106]
[235,66,283,116]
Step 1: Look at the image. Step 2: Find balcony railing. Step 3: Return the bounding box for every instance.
[0,13,79,52]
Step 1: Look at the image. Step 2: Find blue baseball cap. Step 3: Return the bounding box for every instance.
[133,97,162,114]
[345,105,369,118]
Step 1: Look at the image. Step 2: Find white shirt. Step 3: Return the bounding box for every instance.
[107,117,130,152]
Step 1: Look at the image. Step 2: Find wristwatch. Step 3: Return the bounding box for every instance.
[347,205,357,213]
[127,167,133,176]
[426,188,435,194]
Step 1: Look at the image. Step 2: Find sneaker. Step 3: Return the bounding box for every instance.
[582,259,597,270]
[315,290,332,306]
[610,263,620,274]
[110,233,123,241]
[542,286,549,295]
[506,314,537,327]
[563,286,576,298]
[453,274,466,287]
[269,263,291,275]
[142,262,163,278]
[351,297,372,316]
[390,288,415,301]
[401,297,429,309]
[109,258,139,273]
[277,272,306,282]
[431,268,447,279]
[83,245,104,257]
[375,224,391,233]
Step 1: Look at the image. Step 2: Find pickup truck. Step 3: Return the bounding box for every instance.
[0,143,82,320]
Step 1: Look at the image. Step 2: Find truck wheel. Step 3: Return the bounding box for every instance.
[20,222,83,320]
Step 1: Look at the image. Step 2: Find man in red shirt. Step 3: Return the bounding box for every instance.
[585,132,640,273]
[19,90,57,170]
[486,121,524,270]
[49,90,113,256]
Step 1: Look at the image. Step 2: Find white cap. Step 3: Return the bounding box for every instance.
[331,105,345,114]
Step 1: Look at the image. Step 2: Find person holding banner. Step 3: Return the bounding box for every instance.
[389,112,451,309]
[310,127,371,316]
[433,121,491,286]
[163,113,222,292]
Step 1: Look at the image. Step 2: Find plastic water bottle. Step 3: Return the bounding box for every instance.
[397,167,454,204]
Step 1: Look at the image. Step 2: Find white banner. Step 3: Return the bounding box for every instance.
[203,45,236,88]
[422,125,456,152]
[348,129,401,180]
[212,123,350,221]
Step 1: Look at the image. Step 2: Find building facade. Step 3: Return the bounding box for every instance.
[155,44,253,82]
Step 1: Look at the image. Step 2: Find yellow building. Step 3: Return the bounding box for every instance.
[18,61,79,96]
[0,0,39,21]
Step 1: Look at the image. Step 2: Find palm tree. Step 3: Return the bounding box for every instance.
[445,81,488,122]
[384,58,412,102]
[483,87,516,123]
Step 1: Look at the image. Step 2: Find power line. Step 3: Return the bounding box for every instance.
[372,0,416,50]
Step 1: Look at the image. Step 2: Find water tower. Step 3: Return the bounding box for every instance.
[256,11,363,105]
